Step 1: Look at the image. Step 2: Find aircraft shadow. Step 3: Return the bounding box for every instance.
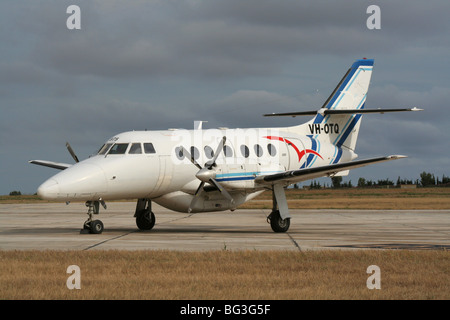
[2,226,275,235]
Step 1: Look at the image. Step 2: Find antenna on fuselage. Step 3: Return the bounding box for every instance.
[194,120,208,130]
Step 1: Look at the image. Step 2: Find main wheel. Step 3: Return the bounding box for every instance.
[90,220,104,234]
[269,210,290,233]
[136,209,156,231]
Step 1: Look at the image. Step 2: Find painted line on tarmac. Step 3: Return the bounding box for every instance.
[287,233,301,251]
[83,231,136,250]
[83,213,197,250]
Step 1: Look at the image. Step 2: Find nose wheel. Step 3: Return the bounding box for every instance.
[80,201,105,234]
[84,219,104,234]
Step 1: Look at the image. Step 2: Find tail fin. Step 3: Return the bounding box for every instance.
[282,59,373,152]
[265,58,421,169]
[310,58,374,151]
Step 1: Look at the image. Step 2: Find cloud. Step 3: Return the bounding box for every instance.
[1,0,450,194]
[22,0,450,80]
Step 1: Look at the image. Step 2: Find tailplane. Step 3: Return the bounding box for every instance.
[265,59,421,152]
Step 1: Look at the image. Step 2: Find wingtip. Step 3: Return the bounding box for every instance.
[388,155,408,160]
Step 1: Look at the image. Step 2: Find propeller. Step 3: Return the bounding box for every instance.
[66,142,79,163]
[181,137,235,213]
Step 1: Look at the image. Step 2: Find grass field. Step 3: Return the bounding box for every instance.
[240,187,450,210]
[1,187,449,300]
[1,250,449,300]
[3,187,450,209]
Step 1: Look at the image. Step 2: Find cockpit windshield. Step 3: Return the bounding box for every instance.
[98,143,113,155]
[108,143,129,155]
[97,141,155,156]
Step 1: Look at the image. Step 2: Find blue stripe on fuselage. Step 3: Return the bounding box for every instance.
[215,171,281,182]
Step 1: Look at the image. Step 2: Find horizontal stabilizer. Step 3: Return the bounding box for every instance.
[29,160,71,170]
[264,107,423,117]
[255,155,406,185]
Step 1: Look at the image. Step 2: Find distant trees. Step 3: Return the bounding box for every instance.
[419,172,450,187]
[396,177,415,186]
[309,180,322,189]
[353,178,394,188]
[440,175,450,185]
[9,191,21,196]
[420,172,436,187]
[302,171,450,190]
[352,172,450,188]
[331,176,342,188]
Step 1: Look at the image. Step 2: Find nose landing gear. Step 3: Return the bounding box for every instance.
[80,200,105,234]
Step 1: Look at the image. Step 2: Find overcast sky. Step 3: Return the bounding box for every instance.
[1,0,449,195]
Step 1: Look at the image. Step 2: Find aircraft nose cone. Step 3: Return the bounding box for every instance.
[36,163,107,201]
[37,179,60,200]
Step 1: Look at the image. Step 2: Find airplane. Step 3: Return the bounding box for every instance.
[30,58,421,234]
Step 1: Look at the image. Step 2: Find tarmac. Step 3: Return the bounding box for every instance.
[1,202,449,251]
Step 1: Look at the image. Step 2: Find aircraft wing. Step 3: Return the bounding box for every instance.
[255,155,406,185]
[28,160,72,170]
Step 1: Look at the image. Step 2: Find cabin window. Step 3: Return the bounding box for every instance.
[240,145,250,158]
[267,143,277,157]
[254,144,263,157]
[98,143,113,155]
[129,143,142,154]
[175,147,185,160]
[144,143,156,154]
[204,146,214,159]
[108,143,129,155]
[190,146,200,160]
[223,145,233,157]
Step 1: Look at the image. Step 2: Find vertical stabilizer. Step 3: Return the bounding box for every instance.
[291,59,374,153]
[314,59,373,150]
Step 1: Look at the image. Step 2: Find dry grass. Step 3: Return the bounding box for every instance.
[239,187,450,210]
[1,250,449,300]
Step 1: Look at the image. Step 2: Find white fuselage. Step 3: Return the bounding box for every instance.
[37,125,354,213]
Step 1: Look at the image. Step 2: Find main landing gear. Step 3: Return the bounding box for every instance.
[267,210,290,233]
[80,200,105,234]
[134,198,155,231]
[267,184,291,233]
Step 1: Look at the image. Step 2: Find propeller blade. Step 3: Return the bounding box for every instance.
[188,182,205,213]
[194,181,205,196]
[180,147,202,170]
[66,142,79,163]
[207,136,226,168]
[209,178,235,207]
[184,136,231,213]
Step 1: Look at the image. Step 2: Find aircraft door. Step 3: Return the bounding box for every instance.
[152,155,172,196]
[277,140,290,170]
[137,153,159,198]
[285,137,306,170]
